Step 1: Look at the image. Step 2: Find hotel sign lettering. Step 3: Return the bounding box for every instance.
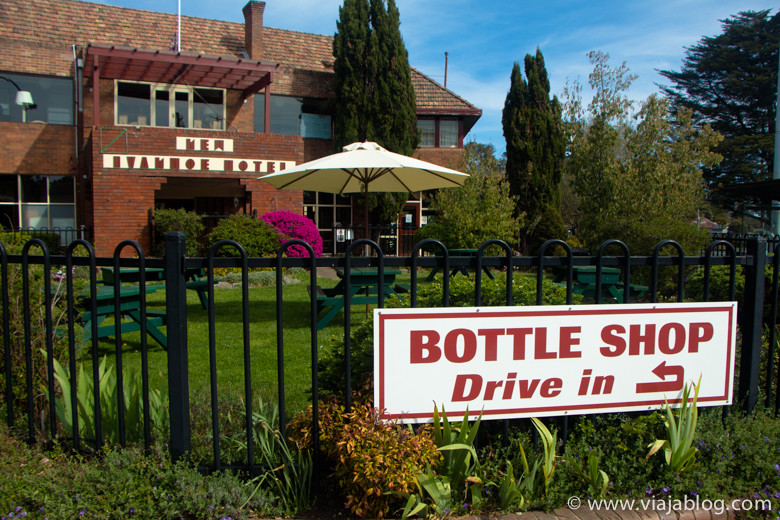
[101,137,294,174]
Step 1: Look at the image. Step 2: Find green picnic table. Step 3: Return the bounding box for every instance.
[424,248,495,282]
[308,267,405,330]
[101,266,213,310]
[77,285,168,349]
[552,265,647,303]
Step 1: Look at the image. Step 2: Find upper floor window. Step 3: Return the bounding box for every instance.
[417,118,461,148]
[417,119,435,147]
[254,94,332,139]
[439,119,459,148]
[115,81,225,130]
[0,73,73,125]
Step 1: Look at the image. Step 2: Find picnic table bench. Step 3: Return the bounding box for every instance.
[308,267,405,330]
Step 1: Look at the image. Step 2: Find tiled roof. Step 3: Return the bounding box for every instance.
[0,0,480,116]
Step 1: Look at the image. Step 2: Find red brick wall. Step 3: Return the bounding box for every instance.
[88,126,305,255]
[0,122,76,173]
[413,148,466,170]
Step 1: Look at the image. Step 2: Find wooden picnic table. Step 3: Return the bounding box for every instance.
[77,285,168,349]
[424,248,496,282]
[308,267,405,330]
[552,265,647,303]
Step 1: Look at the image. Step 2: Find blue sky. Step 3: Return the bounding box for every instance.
[86,0,775,155]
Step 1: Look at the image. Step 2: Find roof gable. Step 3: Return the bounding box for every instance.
[0,0,480,116]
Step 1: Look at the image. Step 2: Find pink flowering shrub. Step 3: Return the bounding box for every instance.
[260,210,323,257]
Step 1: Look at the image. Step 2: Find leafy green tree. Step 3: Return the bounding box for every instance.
[459,141,505,177]
[333,0,418,227]
[426,142,520,249]
[564,51,723,255]
[502,49,566,252]
[659,10,780,208]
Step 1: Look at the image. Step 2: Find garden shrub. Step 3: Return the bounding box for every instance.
[0,230,61,253]
[527,207,569,256]
[412,222,454,251]
[0,236,89,427]
[686,265,744,304]
[260,210,323,257]
[317,318,375,398]
[205,214,279,257]
[152,208,204,257]
[289,398,441,519]
[415,272,582,307]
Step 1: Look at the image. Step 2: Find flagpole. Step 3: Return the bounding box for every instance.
[177,0,181,51]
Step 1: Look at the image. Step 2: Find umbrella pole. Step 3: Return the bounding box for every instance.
[363,182,370,256]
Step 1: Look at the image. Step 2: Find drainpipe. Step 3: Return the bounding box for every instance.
[772,44,780,236]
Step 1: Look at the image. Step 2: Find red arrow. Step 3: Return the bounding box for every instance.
[635,362,684,394]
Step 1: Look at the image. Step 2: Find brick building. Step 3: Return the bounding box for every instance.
[0,0,481,255]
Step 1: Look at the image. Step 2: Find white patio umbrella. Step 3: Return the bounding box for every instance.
[258,141,469,243]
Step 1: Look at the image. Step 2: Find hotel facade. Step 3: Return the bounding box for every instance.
[0,0,481,255]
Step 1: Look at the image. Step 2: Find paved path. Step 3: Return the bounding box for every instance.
[454,505,737,520]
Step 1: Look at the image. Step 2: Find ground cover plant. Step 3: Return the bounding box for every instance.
[0,427,285,519]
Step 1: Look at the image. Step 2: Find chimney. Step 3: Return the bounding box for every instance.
[242,1,265,60]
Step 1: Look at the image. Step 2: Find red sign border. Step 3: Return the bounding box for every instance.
[376,304,735,421]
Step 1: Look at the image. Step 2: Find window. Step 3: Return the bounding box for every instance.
[417,118,460,148]
[0,72,73,125]
[115,81,224,130]
[255,94,332,138]
[439,119,459,148]
[417,119,435,147]
[0,174,76,232]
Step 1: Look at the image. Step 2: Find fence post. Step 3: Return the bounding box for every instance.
[739,236,766,411]
[165,231,191,460]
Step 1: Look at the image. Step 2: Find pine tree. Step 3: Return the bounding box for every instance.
[502,49,566,251]
[659,10,780,208]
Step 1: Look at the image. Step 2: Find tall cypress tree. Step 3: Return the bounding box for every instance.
[333,0,417,155]
[502,49,565,220]
[369,0,418,155]
[333,0,418,225]
[333,0,372,150]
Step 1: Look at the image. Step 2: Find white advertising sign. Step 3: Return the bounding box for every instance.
[374,302,737,423]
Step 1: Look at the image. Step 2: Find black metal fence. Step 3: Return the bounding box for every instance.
[1,226,92,247]
[1,233,778,478]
